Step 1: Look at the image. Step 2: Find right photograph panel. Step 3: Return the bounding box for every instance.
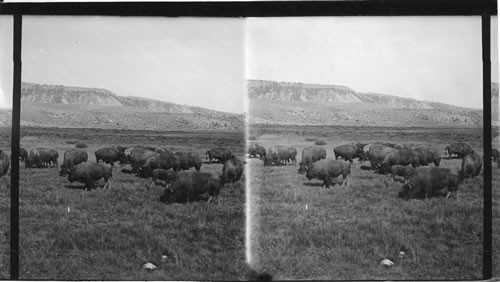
[246,16,485,280]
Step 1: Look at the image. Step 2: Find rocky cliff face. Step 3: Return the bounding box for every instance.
[248,80,468,110]
[248,80,492,127]
[20,82,216,114]
[14,82,243,131]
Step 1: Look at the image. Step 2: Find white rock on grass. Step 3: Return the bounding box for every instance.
[143,262,157,270]
[380,259,394,267]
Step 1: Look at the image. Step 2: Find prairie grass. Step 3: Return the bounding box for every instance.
[248,126,489,280]
[13,127,248,280]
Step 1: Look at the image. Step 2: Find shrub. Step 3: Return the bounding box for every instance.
[305,137,316,142]
[65,140,78,144]
[314,140,327,146]
[75,143,87,148]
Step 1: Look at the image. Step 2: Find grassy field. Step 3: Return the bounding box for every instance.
[5,126,250,280]
[248,125,496,280]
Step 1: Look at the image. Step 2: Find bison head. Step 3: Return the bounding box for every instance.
[159,186,175,204]
[297,162,307,174]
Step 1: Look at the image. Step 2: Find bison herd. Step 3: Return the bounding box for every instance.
[247,141,494,200]
[2,145,244,205]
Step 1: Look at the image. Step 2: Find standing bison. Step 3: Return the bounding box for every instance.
[150,169,177,190]
[413,147,441,167]
[0,151,10,180]
[159,171,222,204]
[26,148,59,168]
[378,148,420,174]
[129,147,157,174]
[390,165,415,183]
[492,148,500,168]
[248,146,266,160]
[302,159,351,188]
[445,143,474,159]
[367,144,396,171]
[333,144,364,163]
[298,146,326,174]
[398,167,460,200]
[67,162,112,191]
[141,151,176,177]
[95,147,125,166]
[222,157,244,184]
[59,149,89,176]
[174,151,202,172]
[19,148,28,162]
[206,147,234,164]
[459,153,483,179]
[264,146,297,166]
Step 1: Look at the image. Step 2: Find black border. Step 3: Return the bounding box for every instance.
[2,0,497,280]
[0,0,497,17]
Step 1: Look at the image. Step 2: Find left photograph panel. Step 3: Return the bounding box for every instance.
[16,16,247,280]
[0,15,13,279]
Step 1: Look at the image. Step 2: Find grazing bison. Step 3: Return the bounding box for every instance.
[19,148,28,162]
[222,157,244,184]
[367,144,396,170]
[390,165,415,183]
[303,159,351,188]
[333,144,364,163]
[445,142,474,159]
[159,171,222,204]
[248,146,266,159]
[129,147,156,174]
[264,146,297,166]
[298,146,327,174]
[26,148,59,168]
[459,153,483,179]
[59,149,89,176]
[398,167,460,200]
[67,162,112,191]
[413,147,441,167]
[150,169,177,190]
[492,148,500,168]
[379,148,420,173]
[141,151,176,177]
[206,147,234,164]
[173,151,202,172]
[0,151,10,179]
[95,147,125,166]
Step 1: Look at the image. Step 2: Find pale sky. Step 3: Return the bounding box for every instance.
[1,16,245,113]
[246,16,496,109]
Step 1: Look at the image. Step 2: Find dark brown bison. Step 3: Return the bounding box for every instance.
[67,162,112,191]
[445,142,474,159]
[206,147,234,164]
[413,147,441,167]
[379,148,420,173]
[492,148,500,168]
[222,157,244,184]
[173,151,202,172]
[19,148,28,162]
[459,153,482,179]
[129,147,156,174]
[159,171,222,204]
[333,144,364,163]
[367,144,396,170]
[248,146,266,159]
[150,169,177,190]
[0,151,10,179]
[26,148,59,168]
[303,159,351,188]
[398,167,460,200]
[298,146,327,174]
[390,165,415,183]
[264,146,297,166]
[141,151,176,177]
[95,147,125,166]
[59,149,89,176]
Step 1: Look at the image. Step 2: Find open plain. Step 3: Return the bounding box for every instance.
[247,124,498,280]
[1,126,248,280]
